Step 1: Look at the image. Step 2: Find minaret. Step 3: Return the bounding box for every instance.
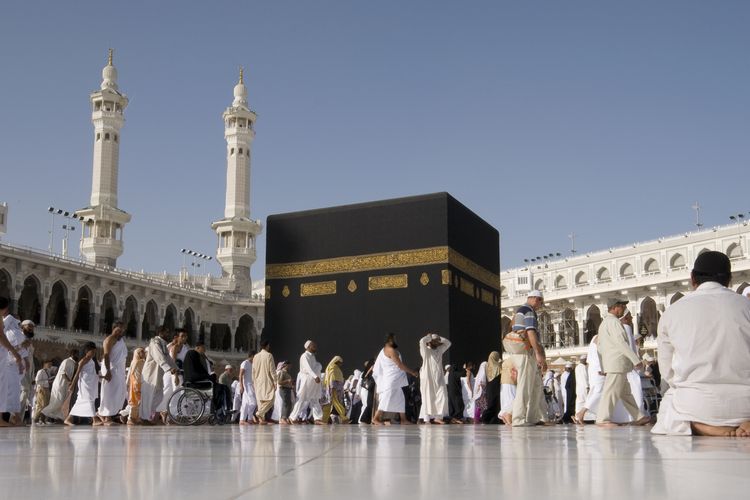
[211,68,262,293]
[77,49,131,267]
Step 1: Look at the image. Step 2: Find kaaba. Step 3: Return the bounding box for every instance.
[264,192,500,371]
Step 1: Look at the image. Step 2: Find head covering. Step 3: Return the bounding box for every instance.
[225,364,232,370]
[579,355,587,362]
[693,251,731,277]
[565,362,573,368]
[304,340,313,350]
[129,347,146,376]
[21,319,35,327]
[324,355,344,388]
[642,353,654,362]
[621,308,632,318]
[607,297,629,308]
[444,364,451,371]
[528,290,543,299]
[486,351,501,381]
[276,361,288,371]
[742,287,750,298]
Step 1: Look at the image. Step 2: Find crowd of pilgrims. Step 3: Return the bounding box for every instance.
[2,251,749,435]
[1,305,660,428]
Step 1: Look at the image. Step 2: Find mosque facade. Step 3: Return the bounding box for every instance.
[500,222,750,362]
[0,51,263,364]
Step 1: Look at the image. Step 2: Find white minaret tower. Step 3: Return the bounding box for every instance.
[211,68,262,293]
[77,49,131,267]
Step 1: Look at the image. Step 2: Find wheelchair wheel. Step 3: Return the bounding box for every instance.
[168,388,206,426]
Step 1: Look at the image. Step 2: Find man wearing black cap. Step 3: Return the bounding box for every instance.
[653,251,750,437]
[596,297,649,427]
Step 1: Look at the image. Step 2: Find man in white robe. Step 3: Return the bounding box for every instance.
[372,334,418,425]
[239,350,258,424]
[3,311,29,425]
[140,326,178,424]
[595,298,649,427]
[289,341,324,424]
[574,355,589,414]
[98,321,128,424]
[43,349,78,422]
[156,328,189,419]
[653,251,750,437]
[621,310,646,416]
[0,298,24,427]
[417,333,451,424]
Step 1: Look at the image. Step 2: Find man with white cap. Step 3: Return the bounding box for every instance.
[289,340,324,424]
[0,298,24,427]
[653,251,750,436]
[3,311,30,425]
[418,332,452,424]
[574,355,589,414]
[19,319,36,418]
[595,297,649,427]
[507,290,548,426]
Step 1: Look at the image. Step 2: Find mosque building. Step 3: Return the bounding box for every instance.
[0,51,263,363]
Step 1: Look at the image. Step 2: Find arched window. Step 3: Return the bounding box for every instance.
[620,263,634,278]
[105,133,110,140]
[669,253,686,270]
[534,279,544,291]
[554,275,567,289]
[500,286,508,298]
[230,148,235,155]
[574,271,588,286]
[596,267,611,282]
[727,242,743,259]
[238,148,243,155]
[96,133,101,141]
[644,258,660,274]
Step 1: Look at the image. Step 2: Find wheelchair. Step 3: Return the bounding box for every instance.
[167,380,231,426]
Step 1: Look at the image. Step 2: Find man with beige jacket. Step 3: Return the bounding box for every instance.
[596,298,650,427]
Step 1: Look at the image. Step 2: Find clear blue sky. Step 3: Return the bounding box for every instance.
[1,1,749,281]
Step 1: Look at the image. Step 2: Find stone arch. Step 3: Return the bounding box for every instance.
[538,311,555,347]
[0,268,12,304]
[183,307,196,344]
[17,274,42,324]
[235,314,255,353]
[100,291,117,334]
[585,305,602,344]
[122,295,139,338]
[697,248,711,257]
[727,242,742,259]
[560,308,578,346]
[619,263,634,278]
[670,292,684,305]
[554,275,567,289]
[72,285,93,332]
[45,280,69,328]
[644,258,660,274]
[533,279,544,291]
[500,315,512,337]
[210,323,231,351]
[596,267,611,282]
[142,300,159,340]
[164,304,177,332]
[574,271,588,286]
[669,253,686,270]
[639,297,660,338]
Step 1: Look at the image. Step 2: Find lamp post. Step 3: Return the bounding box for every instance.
[48,206,83,255]
[180,249,213,287]
[729,213,746,258]
[61,224,76,258]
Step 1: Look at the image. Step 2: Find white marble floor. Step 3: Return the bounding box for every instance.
[1,424,748,499]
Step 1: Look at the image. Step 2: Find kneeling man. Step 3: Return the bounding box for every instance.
[653,251,750,437]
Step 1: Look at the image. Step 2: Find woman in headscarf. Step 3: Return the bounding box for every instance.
[127,347,146,425]
[480,351,501,424]
[322,356,349,424]
[473,361,488,422]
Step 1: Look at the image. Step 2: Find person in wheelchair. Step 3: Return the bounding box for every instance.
[182,341,232,419]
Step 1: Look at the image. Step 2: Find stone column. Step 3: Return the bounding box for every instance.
[230,317,237,351]
[136,303,143,342]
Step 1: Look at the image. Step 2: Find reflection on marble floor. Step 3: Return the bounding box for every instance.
[1,425,749,499]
